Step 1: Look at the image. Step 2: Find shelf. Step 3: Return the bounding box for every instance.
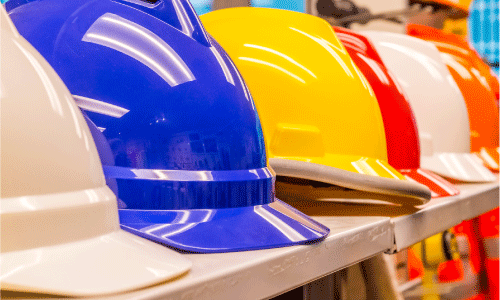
[91,216,393,300]
[5,180,497,300]
[391,179,499,253]
[460,181,499,221]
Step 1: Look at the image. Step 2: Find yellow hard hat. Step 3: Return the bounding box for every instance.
[201,7,431,205]
[412,230,460,267]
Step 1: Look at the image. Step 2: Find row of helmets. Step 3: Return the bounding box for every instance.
[1,0,498,297]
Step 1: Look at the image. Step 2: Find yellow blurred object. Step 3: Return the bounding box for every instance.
[201,7,432,205]
[412,231,460,300]
[412,240,440,300]
[443,0,472,37]
[417,0,470,17]
[421,232,460,266]
[443,17,469,37]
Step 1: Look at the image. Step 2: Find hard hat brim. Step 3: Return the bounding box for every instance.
[119,199,330,253]
[421,152,498,182]
[1,220,191,296]
[474,147,499,172]
[398,168,460,198]
[269,157,432,205]
[275,168,459,205]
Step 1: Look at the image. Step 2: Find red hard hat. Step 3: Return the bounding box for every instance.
[334,27,459,198]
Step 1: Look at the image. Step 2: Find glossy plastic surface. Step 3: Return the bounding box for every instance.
[1,227,191,296]
[399,169,460,198]
[0,7,191,296]
[408,24,499,102]
[7,0,329,252]
[407,25,499,171]
[334,27,421,171]
[442,52,500,171]
[201,7,432,204]
[1,9,103,198]
[119,199,329,253]
[333,27,459,198]
[84,94,329,253]
[475,147,499,172]
[440,53,499,150]
[365,31,496,182]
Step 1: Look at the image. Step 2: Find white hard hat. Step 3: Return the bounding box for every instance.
[364,31,496,182]
[0,7,191,297]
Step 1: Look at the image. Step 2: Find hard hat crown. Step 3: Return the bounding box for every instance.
[407,24,499,153]
[365,32,470,155]
[1,7,104,201]
[366,31,496,182]
[7,0,330,253]
[202,7,388,169]
[7,0,272,210]
[0,7,192,295]
[201,8,433,204]
[334,27,421,170]
[1,7,117,252]
[333,27,460,198]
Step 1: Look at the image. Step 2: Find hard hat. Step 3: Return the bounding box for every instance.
[7,0,329,253]
[439,53,499,171]
[411,0,470,18]
[411,230,464,297]
[364,31,496,182]
[333,26,459,198]
[413,226,483,298]
[408,24,499,103]
[200,7,432,205]
[407,24,499,171]
[0,7,191,296]
[413,230,460,268]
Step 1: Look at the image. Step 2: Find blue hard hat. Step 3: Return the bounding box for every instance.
[7,0,329,253]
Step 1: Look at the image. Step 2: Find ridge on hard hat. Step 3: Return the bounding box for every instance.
[0,6,192,296]
[201,7,432,206]
[333,26,459,198]
[6,0,330,253]
[408,24,499,103]
[364,31,496,182]
[440,52,499,171]
[408,24,499,171]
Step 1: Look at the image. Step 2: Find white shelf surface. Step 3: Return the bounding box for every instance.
[95,216,392,300]
[97,179,498,300]
[391,180,499,253]
[5,180,497,300]
[460,181,499,221]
